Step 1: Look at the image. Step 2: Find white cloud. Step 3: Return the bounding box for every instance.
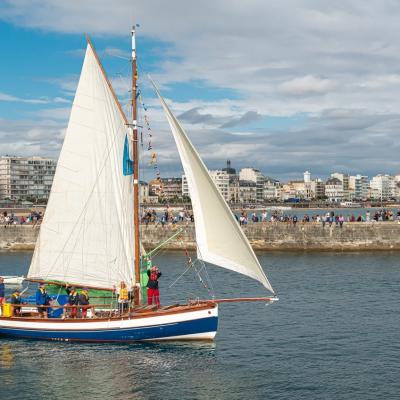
[1,1,400,179]
[0,118,65,158]
[41,76,79,94]
[0,92,71,105]
[0,91,48,104]
[34,107,71,120]
[102,47,129,59]
[279,76,336,96]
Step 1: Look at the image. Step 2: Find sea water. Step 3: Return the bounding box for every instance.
[0,251,399,400]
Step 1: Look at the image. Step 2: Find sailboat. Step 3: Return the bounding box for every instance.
[0,28,277,342]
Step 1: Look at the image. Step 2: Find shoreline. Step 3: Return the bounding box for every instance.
[1,222,400,252]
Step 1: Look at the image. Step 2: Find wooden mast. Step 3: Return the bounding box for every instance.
[131,26,141,305]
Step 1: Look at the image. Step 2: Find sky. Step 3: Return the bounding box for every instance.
[1,0,400,182]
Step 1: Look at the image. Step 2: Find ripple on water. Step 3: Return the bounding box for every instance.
[1,251,400,400]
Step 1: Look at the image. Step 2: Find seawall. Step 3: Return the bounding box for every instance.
[1,222,400,251]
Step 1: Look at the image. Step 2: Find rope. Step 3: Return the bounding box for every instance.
[195,246,215,298]
[167,261,195,289]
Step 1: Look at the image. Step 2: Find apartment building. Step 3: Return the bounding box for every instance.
[149,177,183,200]
[183,170,230,202]
[0,156,56,201]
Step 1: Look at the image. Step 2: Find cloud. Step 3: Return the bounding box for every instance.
[38,75,79,95]
[34,107,72,120]
[65,48,86,57]
[0,118,65,158]
[1,1,400,180]
[101,47,129,59]
[0,91,48,104]
[178,107,229,126]
[220,111,262,129]
[279,76,336,96]
[0,92,71,106]
[179,108,214,124]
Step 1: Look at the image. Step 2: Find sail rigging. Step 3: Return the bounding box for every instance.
[27,42,135,290]
[152,82,275,294]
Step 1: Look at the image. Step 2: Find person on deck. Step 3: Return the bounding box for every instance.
[65,285,79,318]
[36,283,51,318]
[117,281,129,315]
[10,288,22,316]
[0,277,5,305]
[147,266,162,307]
[78,288,90,318]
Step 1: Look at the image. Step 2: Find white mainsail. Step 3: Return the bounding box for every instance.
[28,43,135,290]
[154,85,275,294]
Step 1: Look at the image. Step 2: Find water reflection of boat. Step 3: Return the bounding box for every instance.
[0,344,14,368]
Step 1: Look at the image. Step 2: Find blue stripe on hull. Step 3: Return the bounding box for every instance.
[0,316,218,342]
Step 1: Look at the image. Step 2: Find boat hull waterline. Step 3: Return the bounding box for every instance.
[0,305,218,342]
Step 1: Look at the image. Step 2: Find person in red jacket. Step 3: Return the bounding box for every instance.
[147,266,162,307]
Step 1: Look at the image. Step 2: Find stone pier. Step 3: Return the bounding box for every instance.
[1,222,400,251]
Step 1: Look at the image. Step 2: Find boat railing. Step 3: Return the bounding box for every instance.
[1,303,122,319]
[1,300,214,319]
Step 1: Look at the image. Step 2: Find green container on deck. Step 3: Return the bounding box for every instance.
[141,269,148,303]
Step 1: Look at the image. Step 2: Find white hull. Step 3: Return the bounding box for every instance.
[0,303,218,342]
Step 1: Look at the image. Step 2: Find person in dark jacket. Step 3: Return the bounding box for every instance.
[0,277,5,305]
[78,288,90,318]
[147,266,162,307]
[65,285,79,318]
[36,283,51,318]
[10,288,22,316]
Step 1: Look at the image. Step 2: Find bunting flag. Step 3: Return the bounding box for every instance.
[138,90,162,180]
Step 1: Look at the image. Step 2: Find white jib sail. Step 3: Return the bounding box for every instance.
[28,43,135,290]
[154,85,275,294]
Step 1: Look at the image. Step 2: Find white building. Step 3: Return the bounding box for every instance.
[228,175,240,203]
[311,179,325,199]
[182,169,230,202]
[209,170,229,201]
[263,177,280,200]
[331,172,350,200]
[325,177,344,202]
[394,181,400,200]
[370,174,395,200]
[304,171,311,183]
[0,156,56,201]
[239,168,264,202]
[239,180,257,203]
[140,181,157,203]
[349,175,369,200]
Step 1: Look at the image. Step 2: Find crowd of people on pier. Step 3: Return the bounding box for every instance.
[141,208,194,225]
[140,207,400,228]
[2,207,400,230]
[1,211,42,227]
[237,209,400,226]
